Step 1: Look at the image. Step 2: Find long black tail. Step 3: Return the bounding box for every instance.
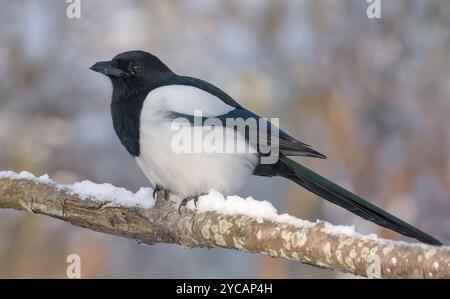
[279,157,442,245]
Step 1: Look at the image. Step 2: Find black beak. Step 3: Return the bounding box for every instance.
[90,61,128,77]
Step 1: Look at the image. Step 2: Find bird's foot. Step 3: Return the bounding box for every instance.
[178,194,205,214]
[153,185,170,201]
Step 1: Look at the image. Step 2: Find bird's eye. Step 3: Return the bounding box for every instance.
[128,61,138,75]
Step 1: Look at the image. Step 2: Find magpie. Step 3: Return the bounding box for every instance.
[91,50,441,245]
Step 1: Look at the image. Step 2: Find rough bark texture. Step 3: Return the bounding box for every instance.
[1,177,449,278]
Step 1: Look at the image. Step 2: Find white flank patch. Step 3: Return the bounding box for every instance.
[145,85,235,117]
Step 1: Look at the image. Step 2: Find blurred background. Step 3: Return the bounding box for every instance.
[1,0,449,278]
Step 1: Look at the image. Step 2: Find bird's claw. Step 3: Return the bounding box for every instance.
[178,198,189,214]
[153,185,170,201]
[178,195,202,215]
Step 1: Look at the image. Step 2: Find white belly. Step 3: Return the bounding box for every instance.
[136,123,258,197]
[136,85,259,197]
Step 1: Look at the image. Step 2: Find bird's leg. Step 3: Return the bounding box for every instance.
[162,188,170,200]
[152,186,159,199]
[178,194,205,214]
[153,184,170,201]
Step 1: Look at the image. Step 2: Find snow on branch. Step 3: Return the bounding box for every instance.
[0,171,449,278]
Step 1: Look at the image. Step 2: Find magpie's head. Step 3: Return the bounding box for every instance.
[90,51,175,92]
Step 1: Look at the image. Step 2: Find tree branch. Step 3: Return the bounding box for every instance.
[0,173,449,278]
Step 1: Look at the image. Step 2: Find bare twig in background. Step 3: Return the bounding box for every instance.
[0,174,449,279]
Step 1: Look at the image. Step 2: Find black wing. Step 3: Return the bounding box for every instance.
[166,75,325,159]
[169,107,326,159]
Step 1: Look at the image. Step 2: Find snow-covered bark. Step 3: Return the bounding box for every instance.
[0,171,449,278]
